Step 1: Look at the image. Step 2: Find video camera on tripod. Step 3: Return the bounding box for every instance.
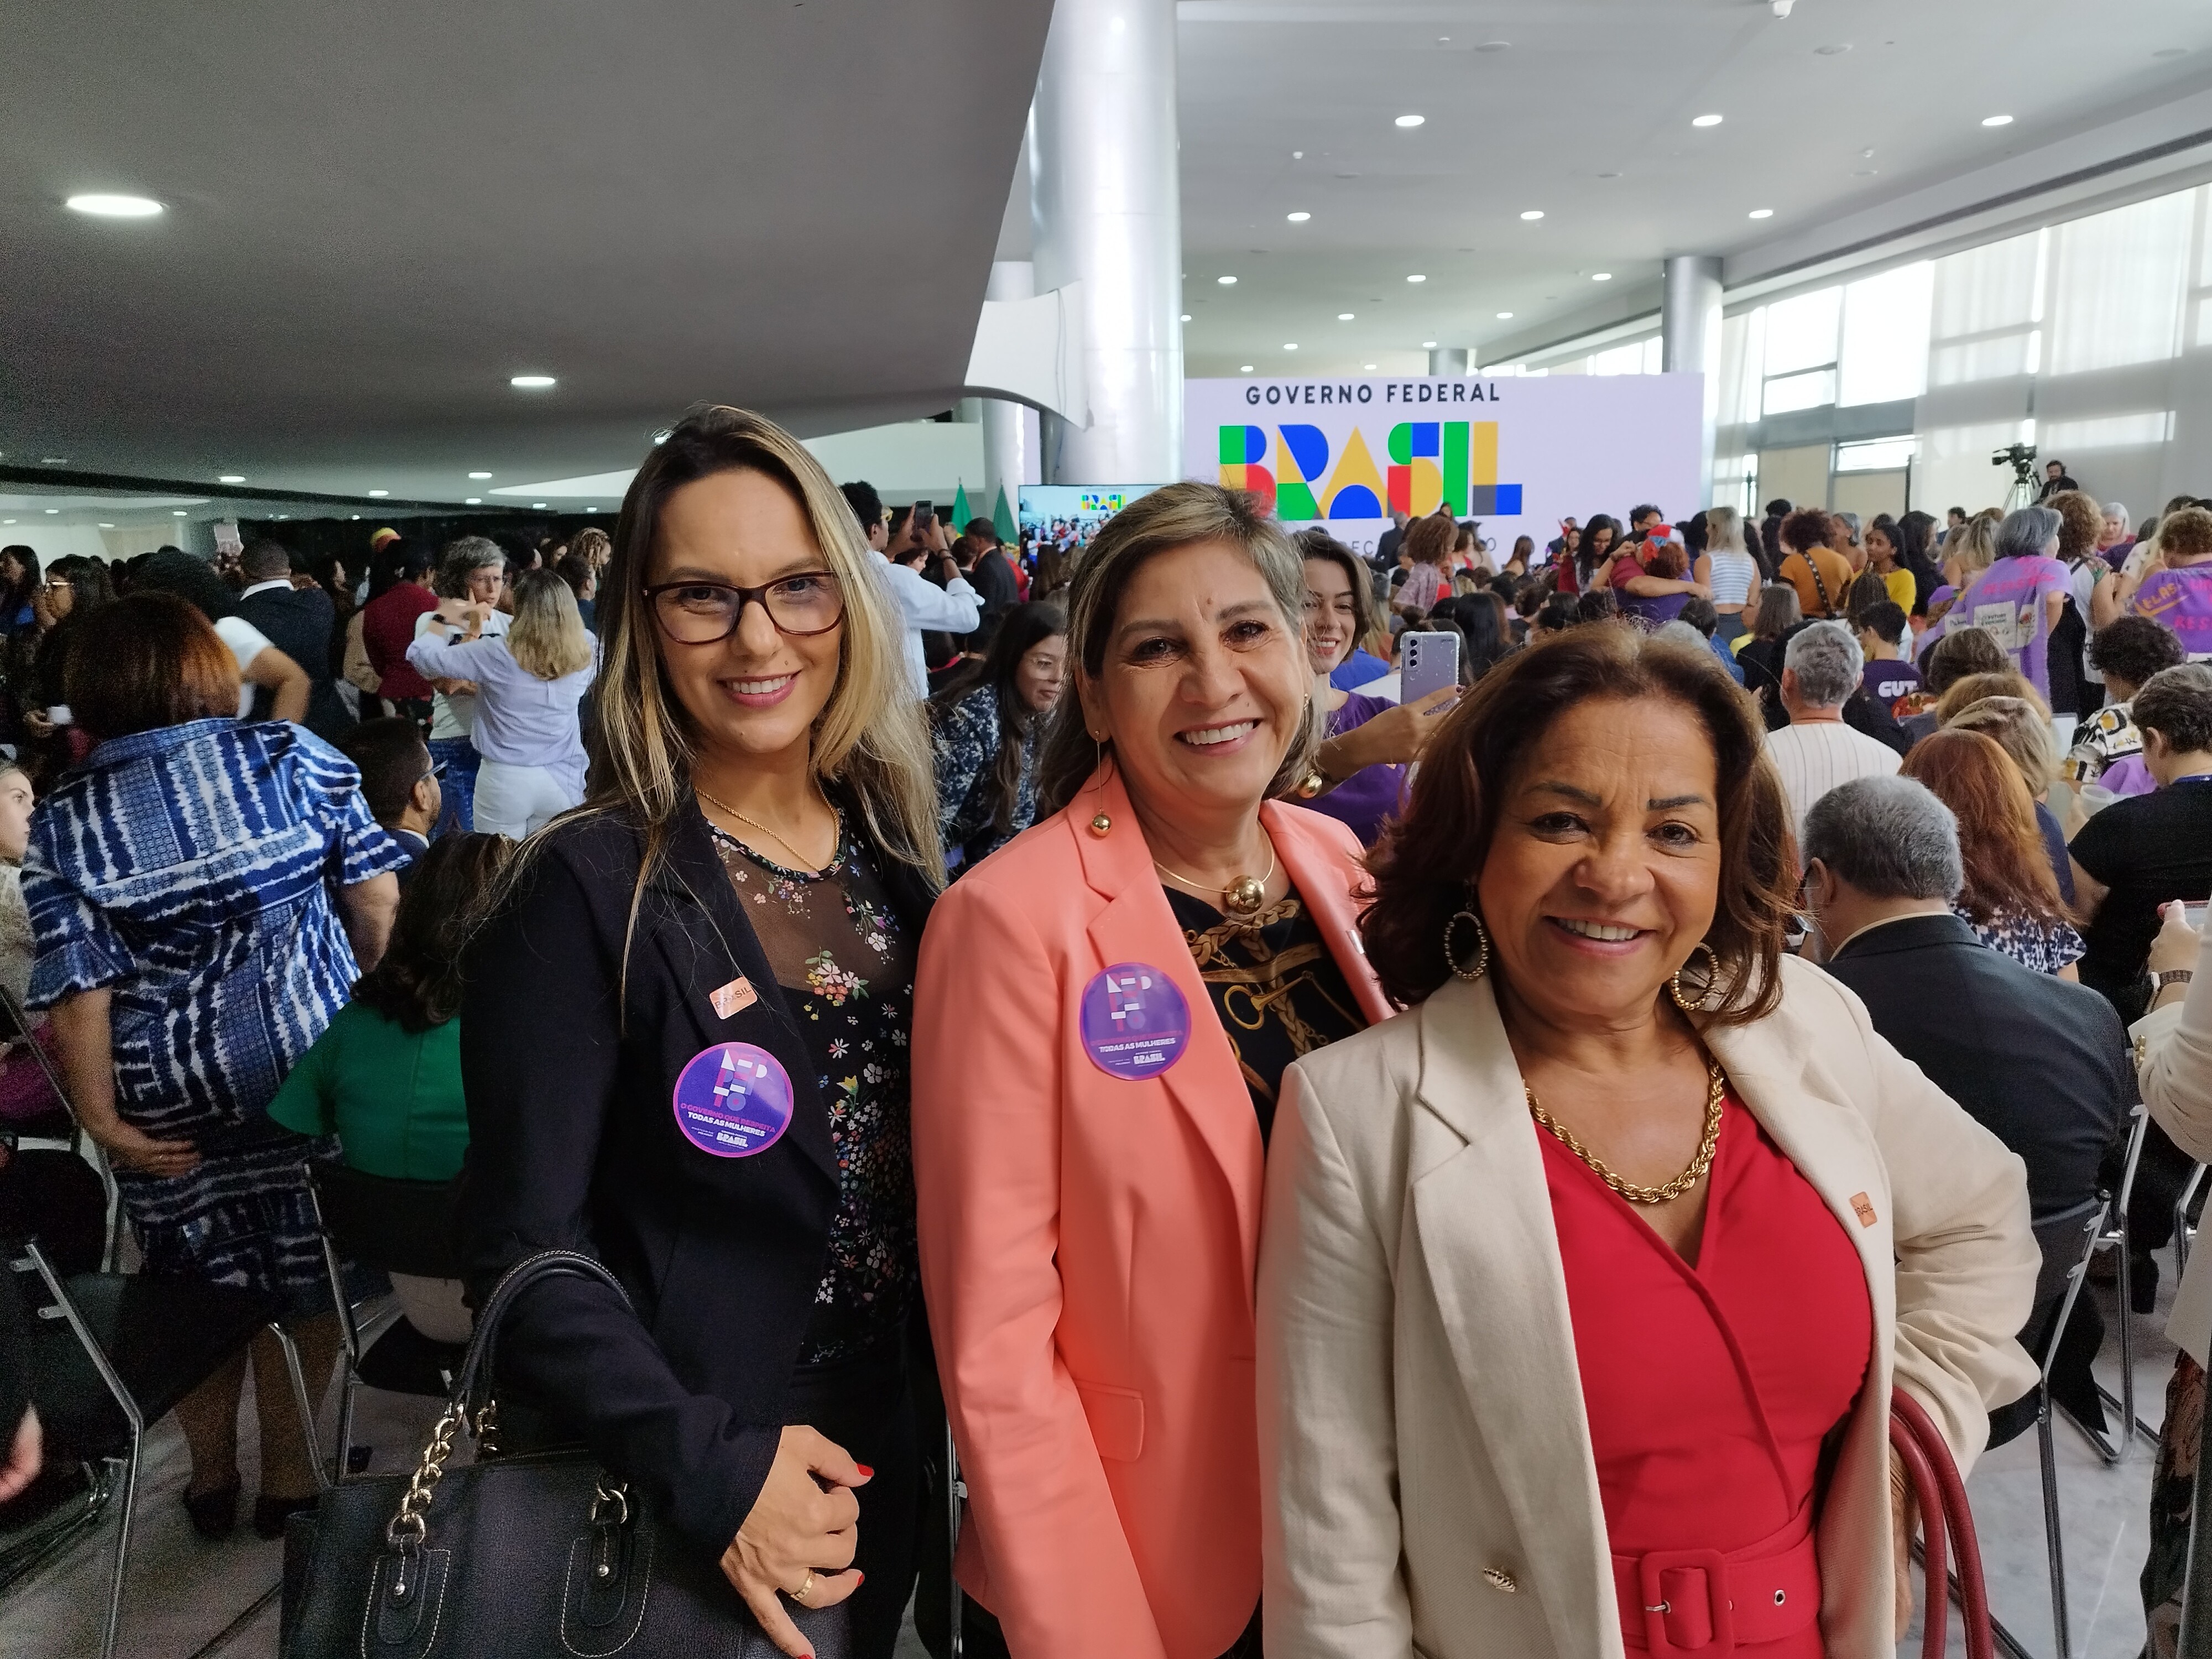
[1991,441,2038,489]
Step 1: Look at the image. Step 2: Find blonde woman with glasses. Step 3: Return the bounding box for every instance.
[407,567,595,837]
[455,406,942,1659]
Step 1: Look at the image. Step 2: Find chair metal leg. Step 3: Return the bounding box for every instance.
[2040,1395,2072,1659]
[267,1322,329,1491]
[334,1369,359,1480]
[98,1427,141,1659]
[2178,1164,2207,1282]
[946,1424,963,1658]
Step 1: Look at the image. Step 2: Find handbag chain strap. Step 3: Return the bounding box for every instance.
[387,1399,468,1559]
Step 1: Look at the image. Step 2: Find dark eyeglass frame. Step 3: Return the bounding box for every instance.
[641,572,846,643]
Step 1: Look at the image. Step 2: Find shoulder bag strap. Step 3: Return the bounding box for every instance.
[1807,555,1835,618]
[453,1249,634,1420]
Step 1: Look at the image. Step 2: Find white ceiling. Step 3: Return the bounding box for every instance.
[1175,0,2212,378]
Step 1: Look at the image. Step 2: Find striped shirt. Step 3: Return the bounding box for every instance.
[1763,720,1901,841]
[1707,550,1760,607]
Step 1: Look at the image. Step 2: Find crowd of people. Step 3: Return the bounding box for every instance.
[3,410,2211,1659]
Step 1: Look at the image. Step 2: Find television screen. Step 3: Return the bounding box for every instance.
[1018,484,1167,550]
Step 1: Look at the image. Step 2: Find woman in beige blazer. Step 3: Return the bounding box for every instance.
[1256,623,2041,1659]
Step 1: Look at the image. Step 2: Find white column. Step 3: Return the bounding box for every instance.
[1030,0,1182,485]
[1662,254,1724,507]
[1428,347,1469,377]
[981,260,1034,530]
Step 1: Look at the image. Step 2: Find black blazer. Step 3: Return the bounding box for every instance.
[237,583,353,741]
[456,797,935,1551]
[1822,913,2130,1218]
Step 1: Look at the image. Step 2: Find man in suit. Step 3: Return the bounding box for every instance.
[335,717,440,886]
[1804,774,2129,1440]
[236,539,353,740]
[963,516,1021,652]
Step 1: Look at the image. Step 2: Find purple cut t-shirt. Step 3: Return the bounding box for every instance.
[1309,692,1408,847]
[1957,556,2069,697]
[1860,659,1924,715]
[2132,564,2212,660]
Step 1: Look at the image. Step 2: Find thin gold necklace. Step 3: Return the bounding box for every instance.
[696,783,832,873]
[1525,1057,1726,1206]
[1153,839,1278,917]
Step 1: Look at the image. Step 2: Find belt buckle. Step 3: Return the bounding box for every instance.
[1636,1547,1735,1658]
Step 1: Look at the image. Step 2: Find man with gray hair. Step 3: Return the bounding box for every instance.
[1762,619,1898,840]
[1807,774,2128,1442]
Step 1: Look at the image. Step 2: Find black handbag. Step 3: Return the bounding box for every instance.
[281,1249,849,1659]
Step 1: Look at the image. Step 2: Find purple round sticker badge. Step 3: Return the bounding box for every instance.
[1078,962,1193,1080]
[671,1042,795,1159]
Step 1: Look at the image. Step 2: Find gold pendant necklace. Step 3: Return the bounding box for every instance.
[696,784,832,873]
[1154,841,1278,917]
[1525,1057,1726,1206]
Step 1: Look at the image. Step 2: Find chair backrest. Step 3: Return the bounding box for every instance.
[2029,1196,2105,1313]
[306,1162,462,1280]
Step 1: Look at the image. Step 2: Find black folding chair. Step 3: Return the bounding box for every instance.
[8,1236,315,1659]
[302,1162,463,1479]
[2075,1103,2160,1460]
[2021,1195,2109,1659]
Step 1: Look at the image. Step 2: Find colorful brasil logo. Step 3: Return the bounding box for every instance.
[1217,421,1524,521]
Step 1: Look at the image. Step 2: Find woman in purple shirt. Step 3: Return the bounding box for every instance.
[1294,531,1454,844]
[1952,505,2070,701]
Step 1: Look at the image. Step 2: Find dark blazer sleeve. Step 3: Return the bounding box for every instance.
[456,835,780,1553]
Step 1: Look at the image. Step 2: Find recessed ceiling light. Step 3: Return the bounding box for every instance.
[39,457,66,466]
[1338,312,1355,321]
[44,509,59,515]
[352,515,361,520]
[1286,211,1311,222]
[465,497,482,505]
[1218,274,1237,285]
[66,193,163,218]
[1520,210,1545,221]
[467,471,493,481]
[1475,40,1510,52]
[1981,114,2013,127]
[1592,272,1613,281]
[1422,340,1438,349]
[533,503,549,510]
[1814,42,1851,54]
[1291,150,1304,159]
[97,523,113,529]
[1496,311,1514,320]
[1284,343,1299,351]
[1407,273,1427,283]
[1691,113,1724,127]
[172,510,186,517]
[586,507,598,513]
[276,514,289,520]
[218,474,245,483]
[1364,362,1379,370]
[1,521,11,525]
[1181,313,1192,321]
[1854,168,1879,176]
[368,489,390,498]
[1395,114,1425,128]
[1748,207,1775,219]
[510,374,557,388]
[1240,365,1255,373]
[1437,35,1449,43]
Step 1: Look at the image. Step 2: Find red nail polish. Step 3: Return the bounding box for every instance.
[855,1464,874,1479]
[855,1571,866,1584]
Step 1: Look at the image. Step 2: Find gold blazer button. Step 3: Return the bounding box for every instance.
[1481,1567,1519,1593]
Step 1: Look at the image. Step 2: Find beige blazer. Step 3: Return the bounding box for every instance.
[1255,955,2039,1659]
[2132,925,2212,1363]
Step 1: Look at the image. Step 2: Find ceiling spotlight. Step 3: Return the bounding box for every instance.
[533,503,549,510]
[1496,311,1514,320]
[1814,43,1851,55]
[1284,343,1299,351]
[1240,365,1255,373]
[1475,40,1510,52]
[1748,207,1775,219]
[1286,211,1311,223]
[586,507,599,513]
[1407,273,1427,283]
[465,498,482,505]
[1981,114,2013,127]
[1691,113,1723,127]
[468,471,493,479]
[1292,150,1304,159]
[1395,114,1425,128]
[509,374,557,388]
[66,193,163,217]
[44,509,59,515]
[352,515,361,521]
[1437,36,1449,43]
[218,473,245,483]
[368,489,390,498]
[39,457,66,466]
[1592,272,1613,281]
[1520,210,1545,221]
[97,523,114,529]
[1181,313,1192,321]
[1218,274,1237,285]
[1338,312,1355,321]
[172,510,186,517]
[1364,362,1379,371]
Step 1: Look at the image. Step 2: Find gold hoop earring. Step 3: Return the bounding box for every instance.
[1670,941,1721,1013]
[1444,908,1490,981]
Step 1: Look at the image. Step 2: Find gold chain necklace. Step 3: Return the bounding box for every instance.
[696,784,833,873]
[1525,1057,1726,1206]
[1154,840,1278,916]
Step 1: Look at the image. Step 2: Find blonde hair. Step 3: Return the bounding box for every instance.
[1944,691,2058,794]
[1704,505,1747,556]
[1946,514,1999,581]
[507,570,596,680]
[1036,481,1322,816]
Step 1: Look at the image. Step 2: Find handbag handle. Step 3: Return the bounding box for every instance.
[1889,1388,1994,1659]
[383,1249,634,1564]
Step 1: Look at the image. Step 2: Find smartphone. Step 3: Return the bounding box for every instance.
[2186,902,2208,931]
[912,500,935,535]
[1399,630,1461,706]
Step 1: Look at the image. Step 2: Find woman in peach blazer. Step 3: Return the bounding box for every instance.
[912,484,1394,1659]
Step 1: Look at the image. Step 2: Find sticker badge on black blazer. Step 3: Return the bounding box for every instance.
[1078,962,1192,1079]
[672,1042,795,1157]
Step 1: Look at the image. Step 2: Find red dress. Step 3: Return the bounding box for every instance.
[1542,1092,1874,1657]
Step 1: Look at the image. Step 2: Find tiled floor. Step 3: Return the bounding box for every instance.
[0,1269,2181,1658]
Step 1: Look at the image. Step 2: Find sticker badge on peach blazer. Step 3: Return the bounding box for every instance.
[672,1042,793,1157]
[1078,962,1192,1079]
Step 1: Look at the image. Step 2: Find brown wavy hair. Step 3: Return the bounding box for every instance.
[354,833,515,1032]
[1899,728,2066,927]
[1362,623,1794,1019]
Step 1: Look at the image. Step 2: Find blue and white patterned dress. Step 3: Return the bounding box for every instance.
[25,718,408,1305]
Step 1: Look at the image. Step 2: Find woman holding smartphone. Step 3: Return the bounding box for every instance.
[459,405,942,1658]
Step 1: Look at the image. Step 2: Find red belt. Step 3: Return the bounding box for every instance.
[1612,1507,1819,1657]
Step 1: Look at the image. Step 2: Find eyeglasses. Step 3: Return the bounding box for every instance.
[421,759,447,783]
[643,571,845,644]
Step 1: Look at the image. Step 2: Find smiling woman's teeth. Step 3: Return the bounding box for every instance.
[1557,919,1639,941]
[1181,722,1258,747]
[730,675,793,695]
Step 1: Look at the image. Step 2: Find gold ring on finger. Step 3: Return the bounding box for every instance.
[791,1571,816,1604]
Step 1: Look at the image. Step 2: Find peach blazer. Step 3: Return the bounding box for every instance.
[912,764,1392,1659]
